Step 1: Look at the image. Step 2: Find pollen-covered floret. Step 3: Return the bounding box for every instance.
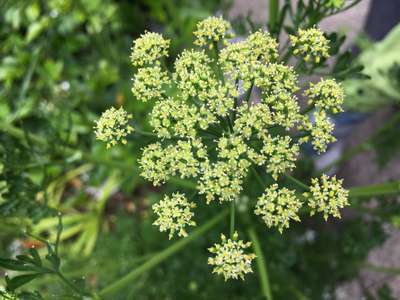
[131,32,170,67]
[149,98,199,139]
[94,107,134,148]
[305,174,349,220]
[290,27,330,63]
[305,78,344,113]
[219,40,252,89]
[194,16,232,47]
[300,110,336,153]
[217,135,248,163]
[262,92,301,129]
[173,49,213,99]
[153,192,196,239]
[261,135,299,179]
[198,159,250,203]
[234,104,273,139]
[246,30,279,64]
[208,232,256,281]
[255,184,302,233]
[255,63,299,96]
[139,140,205,186]
[132,66,170,102]
[219,32,278,92]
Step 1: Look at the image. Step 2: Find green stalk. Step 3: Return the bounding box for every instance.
[268,0,279,33]
[349,181,400,198]
[98,209,228,298]
[284,174,309,191]
[230,199,236,238]
[251,166,265,189]
[245,81,255,106]
[248,227,273,300]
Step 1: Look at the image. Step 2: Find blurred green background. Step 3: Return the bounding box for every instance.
[1,0,400,299]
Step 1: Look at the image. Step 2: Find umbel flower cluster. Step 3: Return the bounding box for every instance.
[95,16,349,281]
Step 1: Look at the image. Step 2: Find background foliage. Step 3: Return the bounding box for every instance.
[1,0,400,299]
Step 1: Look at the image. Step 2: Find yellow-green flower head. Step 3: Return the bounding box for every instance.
[305,78,345,113]
[173,49,213,100]
[198,81,236,117]
[290,27,330,63]
[263,92,301,129]
[255,184,302,233]
[255,63,299,96]
[131,31,170,67]
[139,142,168,185]
[305,174,349,220]
[153,192,196,239]
[217,135,248,163]
[208,232,256,281]
[149,98,200,139]
[219,40,252,89]
[198,159,249,203]
[234,104,273,139]
[261,135,299,179]
[94,107,134,148]
[219,32,277,92]
[300,110,336,153]
[139,140,204,186]
[246,30,279,63]
[194,16,233,47]
[132,65,170,102]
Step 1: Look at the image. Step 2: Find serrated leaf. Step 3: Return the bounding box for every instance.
[7,273,41,291]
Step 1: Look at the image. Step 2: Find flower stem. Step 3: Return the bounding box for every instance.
[245,81,255,106]
[285,174,309,191]
[251,166,265,189]
[230,199,236,238]
[98,209,228,298]
[134,129,158,137]
[268,0,279,34]
[349,181,400,199]
[248,227,273,300]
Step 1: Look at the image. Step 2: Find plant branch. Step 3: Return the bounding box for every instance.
[248,227,273,300]
[349,181,400,199]
[284,174,309,191]
[230,199,236,238]
[98,209,228,298]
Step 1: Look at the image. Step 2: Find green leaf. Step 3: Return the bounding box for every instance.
[0,258,37,271]
[6,273,41,291]
[28,248,42,267]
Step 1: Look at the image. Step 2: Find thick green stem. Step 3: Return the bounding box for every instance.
[349,181,400,198]
[98,209,228,298]
[230,200,236,238]
[248,227,273,300]
[268,0,279,33]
